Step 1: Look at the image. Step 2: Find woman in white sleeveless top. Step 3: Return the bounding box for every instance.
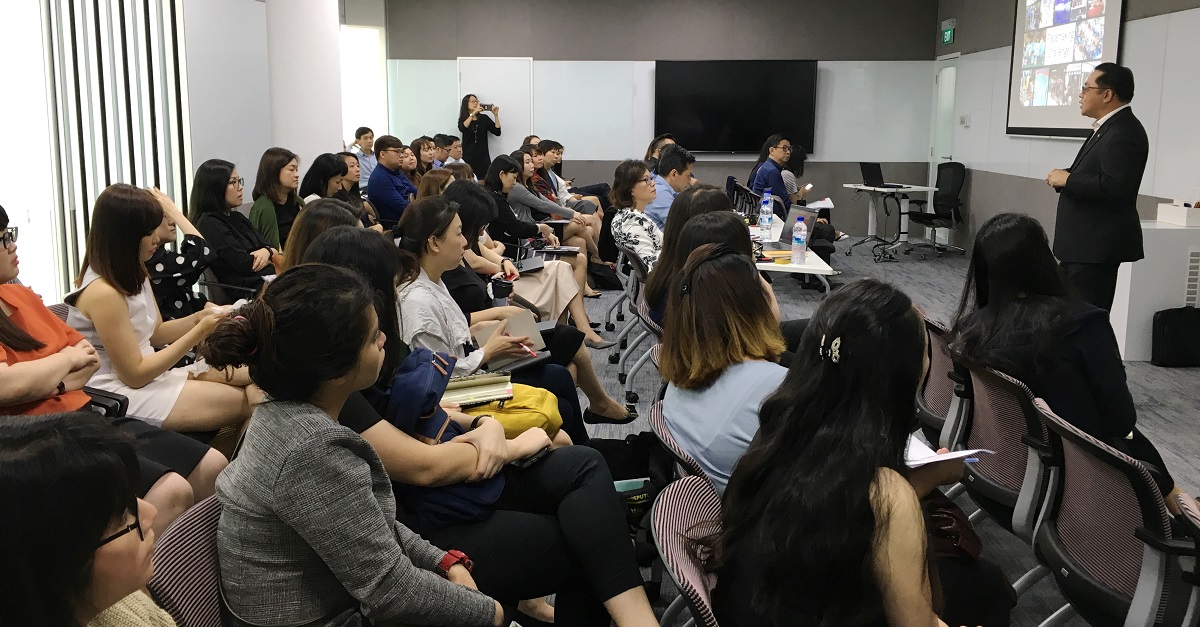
[66,185,258,433]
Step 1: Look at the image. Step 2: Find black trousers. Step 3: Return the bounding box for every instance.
[1061,262,1120,312]
[424,446,644,627]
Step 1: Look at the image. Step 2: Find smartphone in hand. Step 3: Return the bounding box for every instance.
[509,446,551,469]
[481,104,494,111]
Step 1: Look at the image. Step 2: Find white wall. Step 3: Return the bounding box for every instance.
[265,0,344,169]
[951,7,1200,200]
[0,1,59,299]
[340,25,388,146]
[181,0,271,193]
[386,59,935,163]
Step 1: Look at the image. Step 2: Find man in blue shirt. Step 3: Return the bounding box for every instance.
[350,126,377,189]
[366,135,417,225]
[645,144,697,230]
[749,134,793,215]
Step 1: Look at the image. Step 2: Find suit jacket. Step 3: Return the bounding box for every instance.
[1053,106,1148,264]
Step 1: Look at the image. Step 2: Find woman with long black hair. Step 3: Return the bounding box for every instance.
[190,159,280,291]
[458,94,502,176]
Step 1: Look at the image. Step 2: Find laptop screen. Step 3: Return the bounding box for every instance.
[859,162,886,187]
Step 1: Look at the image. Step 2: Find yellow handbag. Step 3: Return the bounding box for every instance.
[462,383,562,439]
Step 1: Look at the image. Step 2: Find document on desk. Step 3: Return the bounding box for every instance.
[806,198,835,210]
[905,434,993,468]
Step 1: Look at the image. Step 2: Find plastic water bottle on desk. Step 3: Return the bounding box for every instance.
[758,189,774,240]
[792,216,807,265]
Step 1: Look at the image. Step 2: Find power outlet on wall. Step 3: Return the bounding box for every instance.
[958,114,971,127]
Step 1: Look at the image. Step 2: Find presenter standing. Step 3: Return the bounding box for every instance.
[1045,63,1148,312]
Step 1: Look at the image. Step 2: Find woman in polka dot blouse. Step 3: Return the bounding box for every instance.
[145,189,217,320]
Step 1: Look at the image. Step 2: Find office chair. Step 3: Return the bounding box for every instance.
[906,161,966,258]
[651,476,722,627]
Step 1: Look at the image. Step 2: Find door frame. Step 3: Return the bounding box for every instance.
[927,52,960,243]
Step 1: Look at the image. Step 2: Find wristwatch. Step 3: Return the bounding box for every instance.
[437,549,473,577]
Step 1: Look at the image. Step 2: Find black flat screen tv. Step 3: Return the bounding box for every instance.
[654,60,818,154]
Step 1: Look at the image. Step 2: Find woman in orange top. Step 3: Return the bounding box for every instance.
[0,204,226,536]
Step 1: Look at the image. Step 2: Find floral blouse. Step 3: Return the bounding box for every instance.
[147,234,215,320]
[611,208,663,272]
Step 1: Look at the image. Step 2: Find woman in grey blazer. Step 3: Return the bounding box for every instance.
[200,264,503,627]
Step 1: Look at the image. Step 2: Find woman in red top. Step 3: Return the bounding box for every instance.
[0,204,226,535]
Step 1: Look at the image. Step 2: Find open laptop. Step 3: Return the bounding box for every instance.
[763,207,820,249]
[859,162,907,189]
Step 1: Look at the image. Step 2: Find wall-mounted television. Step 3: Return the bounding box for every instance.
[654,60,818,154]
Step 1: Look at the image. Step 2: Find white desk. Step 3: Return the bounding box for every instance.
[756,251,836,295]
[841,184,937,258]
[1110,220,1200,360]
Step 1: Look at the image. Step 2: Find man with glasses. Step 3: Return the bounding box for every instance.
[1045,62,1148,311]
[367,135,418,226]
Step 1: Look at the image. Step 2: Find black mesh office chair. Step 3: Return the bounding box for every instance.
[906,161,966,258]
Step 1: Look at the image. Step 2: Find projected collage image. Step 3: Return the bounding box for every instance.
[1020,0,1105,108]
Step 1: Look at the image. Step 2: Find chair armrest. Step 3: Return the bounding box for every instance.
[1022,434,1053,457]
[1134,527,1196,555]
[83,386,128,418]
[510,294,543,321]
[197,280,259,296]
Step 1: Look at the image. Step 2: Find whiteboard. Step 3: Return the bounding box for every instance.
[457,57,533,159]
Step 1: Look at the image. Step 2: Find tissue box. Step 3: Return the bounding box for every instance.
[1157,203,1200,227]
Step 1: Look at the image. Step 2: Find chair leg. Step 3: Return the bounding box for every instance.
[1012,564,1050,596]
[968,508,987,524]
[660,596,687,627]
[620,329,650,373]
[625,344,657,401]
[1036,603,1077,627]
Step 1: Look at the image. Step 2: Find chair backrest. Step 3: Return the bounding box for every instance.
[960,361,1046,497]
[648,401,706,478]
[634,288,663,337]
[147,496,225,627]
[932,162,966,220]
[199,268,234,306]
[48,302,70,322]
[614,241,651,284]
[724,175,738,205]
[651,475,722,627]
[1033,399,1176,624]
[732,183,760,219]
[234,202,252,219]
[918,318,956,422]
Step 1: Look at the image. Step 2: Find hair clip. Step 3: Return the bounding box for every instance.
[818,334,842,364]
[233,315,247,322]
[680,282,691,295]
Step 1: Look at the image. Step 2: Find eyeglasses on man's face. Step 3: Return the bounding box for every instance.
[1,227,17,249]
[98,501,143,547]
[773,144,793,153]
[1080,85,1109,94]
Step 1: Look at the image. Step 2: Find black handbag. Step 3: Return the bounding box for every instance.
[1151,306,1200,367]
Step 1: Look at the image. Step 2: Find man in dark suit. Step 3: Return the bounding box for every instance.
[1045,63,1148,312]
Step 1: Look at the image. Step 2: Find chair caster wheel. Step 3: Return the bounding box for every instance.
[617,314,625,322]
[608,353,620,364]
[845,250,852,256]
[619,338,628,350]
[618,373,627,384]
[605,322,616,332]
[626,391,639,403]
[903,249,911,255]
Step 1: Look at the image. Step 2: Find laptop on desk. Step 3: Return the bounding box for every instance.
[859,162,907,189]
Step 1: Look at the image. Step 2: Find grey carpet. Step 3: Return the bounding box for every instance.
[576,237,1197,627]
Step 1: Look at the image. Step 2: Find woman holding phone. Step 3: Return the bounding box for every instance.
[458,94,501,177]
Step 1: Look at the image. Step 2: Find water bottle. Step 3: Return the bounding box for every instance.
[792,216,807,265]
[758,188,774,239]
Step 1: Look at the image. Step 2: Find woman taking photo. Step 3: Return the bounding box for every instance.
[609,159,662,272]
[66,184,258,435]
[949,212,1182,509]
[304,227,658,627]
[144,188,216,320]
[1,203,226,538]
[249,147,304,248]
[659,244,785,493]
[458,94,501,176]
[190,159,280,292]
[205,264,505,627]
[709,279,1013,627]
[0,414,172,626]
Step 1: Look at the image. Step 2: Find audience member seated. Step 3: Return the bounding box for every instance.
[750,135,841,262]
[394,197,590,443]
[349,126,377,189]
[644,184,737,327]
[709,278,1014,627]
[189,159,279,293]
[644,144,696,230]
[66,184,257,437]
[609,159,663,271]
[367,135,418,227]
[417,168,454,199]
[203,264,506,627]
[302,227,657,627]
[431,133,451,167]
[411,135,438,177]
[482,155,560,251]
[642,132,676,174]
[445,182,630,424]
[278,199,361,271]
[949,212,1183,510]
[529,139,604,215]
[459,94,501,176]
[659,244,786,493]
[0,414,177,626]
[144,189,215,321]
[248,147,304,249]
[299,152,349,203]
[509,148,602,264]
[444,161,475,182]
[334,151,383,229]
[441,133,467,167]
[0,205,225,536]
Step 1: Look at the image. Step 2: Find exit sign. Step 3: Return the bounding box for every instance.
[942,27,955,44]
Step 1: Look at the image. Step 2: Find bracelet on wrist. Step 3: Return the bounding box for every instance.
[470,415,490,430]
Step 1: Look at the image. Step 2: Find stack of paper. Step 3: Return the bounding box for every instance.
[905,434,993,468]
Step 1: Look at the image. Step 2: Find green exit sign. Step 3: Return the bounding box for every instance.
[941,27,955,45]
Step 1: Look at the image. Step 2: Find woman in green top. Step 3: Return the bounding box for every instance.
[248,147,304,249]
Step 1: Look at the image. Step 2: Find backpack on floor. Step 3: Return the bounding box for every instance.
[1151,306,1200,367]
